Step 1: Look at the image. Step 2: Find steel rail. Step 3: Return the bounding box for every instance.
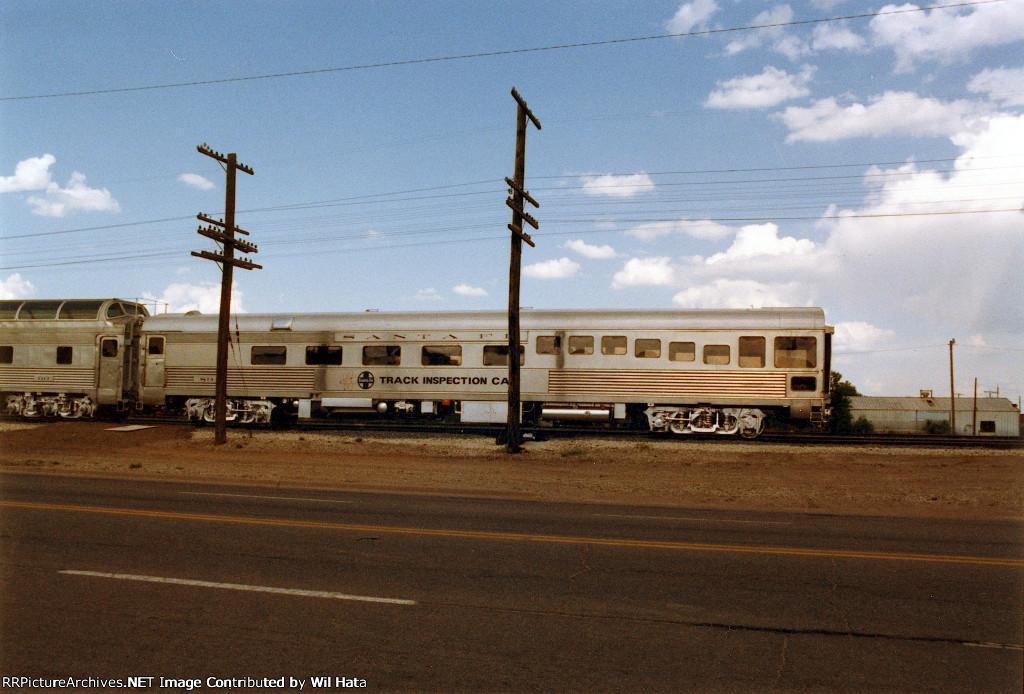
[3,414,1017,449]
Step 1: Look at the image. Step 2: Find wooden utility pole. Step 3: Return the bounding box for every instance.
[191,144,259,445]
[948,338,956,436]
[500,88,541,454]
[972,377,978,437]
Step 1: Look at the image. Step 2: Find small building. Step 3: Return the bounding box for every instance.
[848,394,1020,436]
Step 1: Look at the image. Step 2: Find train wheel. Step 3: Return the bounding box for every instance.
[739,422,764,439]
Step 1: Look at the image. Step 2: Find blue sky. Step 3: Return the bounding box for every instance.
[2,1,1023,403]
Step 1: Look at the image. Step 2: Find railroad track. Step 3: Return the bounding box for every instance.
[4,415,1021,449]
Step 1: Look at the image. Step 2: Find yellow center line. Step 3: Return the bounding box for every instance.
[4,500,1022,567]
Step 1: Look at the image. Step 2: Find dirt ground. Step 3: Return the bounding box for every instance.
[1,421,1021,521]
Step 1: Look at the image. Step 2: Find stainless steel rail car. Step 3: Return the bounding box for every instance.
[136,307,832,436]
[0,299,149,417]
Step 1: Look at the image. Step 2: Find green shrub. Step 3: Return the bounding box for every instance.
[923,419,951,435]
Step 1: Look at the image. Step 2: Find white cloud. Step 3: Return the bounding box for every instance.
[149,282,245,314]
[706,66,814,110]
[817,114,1024,332]
[524,257,580,280]
[564,239,616,259]
[720,8,862,59]
[627,218,733,241]
[968,66,1024,107]
[666,0,718,33]
[870,2,1024,73]
[581,173,655,198]
[705,223,816,265]
[811,22,865,51]
[672,279,811,308]
[452,283,488,297]
[1,154,119,217]
[178,173,215,190]
[774,34,811,62]
[0,154,56,193]
[0,273,36,300]
[412,288,443,301]
[832,322,896,352]
[779,91,990,142]
[725,5,794,55]
[968,334,988,348]
[27,172,120,217]
[611,257,675,289]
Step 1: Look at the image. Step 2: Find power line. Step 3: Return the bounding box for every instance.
[5,155,1021,242]
[4,204,1022,272]
[1,1,1002,101]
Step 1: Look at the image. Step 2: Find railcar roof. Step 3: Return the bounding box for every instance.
[140,307,829,333]
[0,298,149,321]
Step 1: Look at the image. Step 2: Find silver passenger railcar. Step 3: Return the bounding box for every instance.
[0,299,149,418]
[136,307,832,436]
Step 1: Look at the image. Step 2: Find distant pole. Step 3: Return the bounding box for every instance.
[500,88,541,454]
[972,377,978,437]
[948,338,956,436]
[192,145,259,445]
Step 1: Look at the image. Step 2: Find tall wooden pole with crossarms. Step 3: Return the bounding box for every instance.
[501,89,541,453]
[191,144,259,445]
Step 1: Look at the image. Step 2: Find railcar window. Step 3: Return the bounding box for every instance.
[363,345,400,366]
[669,342,696,362]
[252,346,287,365]
[791,376,817,392]
[0,301,20,319]
[105,303,126,319]
[703,344,730,365]
[122,302,149,317]
[306,345,342,365]
[20,301,61,320]
[483,345,524,366]
[567,336,593,355]
[101,339,118,358]
[601,336,627,355]
[148,337,165,356]
[0,346,12,364]
[422,345,462,366]
[775,337,817,368]
[738,336,766,368]
[635,339,661,358]
[536,336,561,355]
[56,346,73,365]
[59,300,104,319]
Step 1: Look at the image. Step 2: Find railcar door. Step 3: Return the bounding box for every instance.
[97,336,122,404]
[143,336,165,388]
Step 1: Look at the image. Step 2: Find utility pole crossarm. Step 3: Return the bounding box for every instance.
[198,213,251,236]
[190,250,262,270]
[505,197,539,229]
[197,144,255,175]
[507,223,535,248]
[511,88,541,130]
[196,226,258,254]
[505,177,539,208]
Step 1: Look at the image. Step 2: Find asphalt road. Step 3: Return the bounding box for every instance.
[1,472,1021,693]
